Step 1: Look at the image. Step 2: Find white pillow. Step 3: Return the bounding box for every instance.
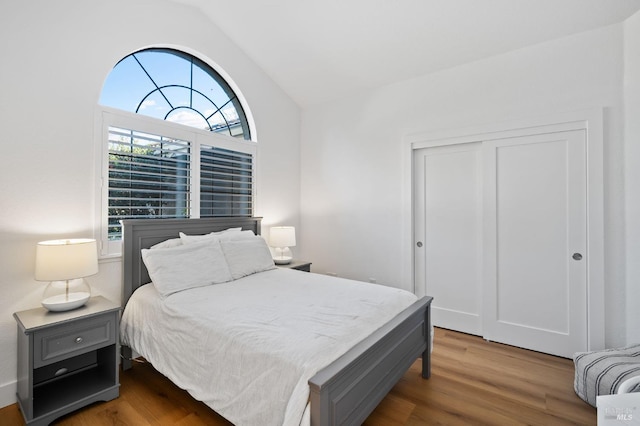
[220,237,275,280]
[141,241,232,297]
[179,227,245,244]
[150,237,182,249]
[218,230,256,241]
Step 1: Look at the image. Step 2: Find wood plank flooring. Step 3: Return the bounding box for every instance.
[0,328,596,425]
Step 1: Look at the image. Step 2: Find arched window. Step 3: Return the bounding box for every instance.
[98,48,255,255]
[100,48,250,139]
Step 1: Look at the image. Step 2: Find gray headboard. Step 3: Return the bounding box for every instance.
[121,217,262,306]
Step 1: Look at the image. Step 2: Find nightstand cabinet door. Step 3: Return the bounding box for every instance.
[14,296,120,426]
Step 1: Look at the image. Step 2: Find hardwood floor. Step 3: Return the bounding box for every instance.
[365,328,596,425]
[0,328,596,425]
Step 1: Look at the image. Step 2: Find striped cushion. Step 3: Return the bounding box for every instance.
[573,344,640,407]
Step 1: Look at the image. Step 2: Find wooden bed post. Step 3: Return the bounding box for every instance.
[422,299,432,379]
[121,346,132,371]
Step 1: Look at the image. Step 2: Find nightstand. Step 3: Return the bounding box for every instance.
[13,296,120,426]
[278,260,312,272]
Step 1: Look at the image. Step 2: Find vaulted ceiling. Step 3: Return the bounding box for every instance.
[172,0,640,107]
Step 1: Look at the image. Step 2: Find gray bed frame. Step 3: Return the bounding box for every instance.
[120,217,432,426]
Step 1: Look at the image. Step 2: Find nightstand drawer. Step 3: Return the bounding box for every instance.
[33,351,97,385]
[33,312,116,368]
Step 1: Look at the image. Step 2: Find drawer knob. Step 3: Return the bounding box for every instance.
[55,368,69,376]
[75,337,83,344]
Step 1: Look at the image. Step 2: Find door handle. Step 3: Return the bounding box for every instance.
[572,253,583,261]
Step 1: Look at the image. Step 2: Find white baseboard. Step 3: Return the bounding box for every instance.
[0,380,16,409]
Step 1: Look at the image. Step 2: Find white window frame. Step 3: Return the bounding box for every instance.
[94,106,257,258]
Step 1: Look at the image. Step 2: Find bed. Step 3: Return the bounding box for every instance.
[120,217,432,426]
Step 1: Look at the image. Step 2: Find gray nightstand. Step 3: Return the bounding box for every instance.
[13,296,120,426]
[278,260,312,272]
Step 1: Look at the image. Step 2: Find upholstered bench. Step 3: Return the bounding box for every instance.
[574,344,640,406]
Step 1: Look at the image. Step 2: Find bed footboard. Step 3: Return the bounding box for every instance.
[309,296,432,426]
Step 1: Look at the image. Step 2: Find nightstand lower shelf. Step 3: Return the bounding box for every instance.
[31,346,117,419]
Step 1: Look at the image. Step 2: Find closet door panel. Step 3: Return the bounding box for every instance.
[414,144,482,335]
[483,130,587,358]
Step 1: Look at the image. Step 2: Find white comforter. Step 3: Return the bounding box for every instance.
[120,268,417,426]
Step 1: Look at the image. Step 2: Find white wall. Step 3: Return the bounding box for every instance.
[624,11,640,345]
[300,24,627,348]
[0,0,300,407]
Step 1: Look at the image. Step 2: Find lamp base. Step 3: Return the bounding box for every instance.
[274,256,292,265]
[42,278,92,312]
[42,292,91,312]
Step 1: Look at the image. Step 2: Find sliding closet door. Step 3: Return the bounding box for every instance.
[482,130,587,358]
[414,143,482,335]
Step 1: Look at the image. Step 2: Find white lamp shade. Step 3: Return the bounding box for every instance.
[270,226,296,248]
[35,239,99,281]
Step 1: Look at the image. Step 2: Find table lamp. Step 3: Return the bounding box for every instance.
[35,238,98,312]
[270,226,296,264]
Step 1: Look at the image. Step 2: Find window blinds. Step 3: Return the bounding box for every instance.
[108,127,191,240]
[200,145,253,217]
[107,126,254,241]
